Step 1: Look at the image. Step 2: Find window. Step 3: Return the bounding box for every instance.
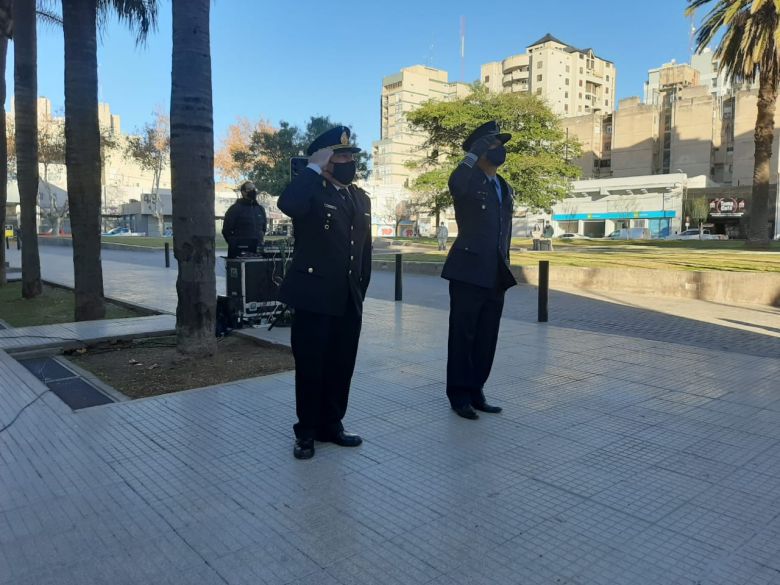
[537,74,543,82]
[565,78,570,85]
[605,99,609,106]
[579,92,582,98]
[566,65,570,72]
[484,75,490,83]
[565,92,568,98]
[606,87,610,94]
[579,54,584,60]
[606,75,610,82]
[536,88,543,95]
[537,61,542,68]
[565,104,569,112]
[580,67,583,74]
[579,80,583,87]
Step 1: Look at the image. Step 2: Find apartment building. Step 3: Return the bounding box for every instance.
[371,65,470,188]
[480,34,617,118]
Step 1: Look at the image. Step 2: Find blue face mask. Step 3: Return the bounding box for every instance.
[486,145,507,167]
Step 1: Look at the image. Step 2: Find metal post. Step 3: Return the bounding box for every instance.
[164,242,170,268]
[4,237,8,250]
[394,253,403,302]
[16,236,21,250]
[538,260,549,323]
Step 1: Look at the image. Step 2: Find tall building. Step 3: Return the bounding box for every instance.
[480,34,617,117]
[643,60,700,106]
[371,65,470,188]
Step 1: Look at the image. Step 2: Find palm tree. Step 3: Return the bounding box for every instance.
[687,0,779,245]
[171,0,216,357]
[61,0,156,321]
[14,0,42,298]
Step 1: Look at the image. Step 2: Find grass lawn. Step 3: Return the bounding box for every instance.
[0,282,145,327]
[386,237,780,273]
[101,236,229,249]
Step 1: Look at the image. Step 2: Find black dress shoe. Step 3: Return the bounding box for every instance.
[452,405,479,420]
[293,438,315,460]
[473,402,502,414]
[315,430,363,447]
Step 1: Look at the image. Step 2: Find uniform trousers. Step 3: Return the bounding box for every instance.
[446,279,506,409]
[291,297,362,440]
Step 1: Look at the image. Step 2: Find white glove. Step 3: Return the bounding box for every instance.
[308,147,334,170]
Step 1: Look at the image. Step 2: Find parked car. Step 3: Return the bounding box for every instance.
[103,227,131,236]
[559,232,585,239]
[163,227,173,237]
[666,229,728,241]
[608,227,652,240]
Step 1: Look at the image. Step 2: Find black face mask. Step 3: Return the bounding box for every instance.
[331,161,357,185]
[245,189,258,201]
[485,145,507,167]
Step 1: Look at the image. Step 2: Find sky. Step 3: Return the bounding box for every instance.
[12,0,700,157]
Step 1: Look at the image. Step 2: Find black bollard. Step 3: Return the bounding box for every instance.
[5,237,8,250]
[394,253,403,302]
[164,242,170,268]
[538,260,549,323]
[16,236,20,250]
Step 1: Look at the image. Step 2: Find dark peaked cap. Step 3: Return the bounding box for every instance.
[462,121,512,152]
[306,126,362,156]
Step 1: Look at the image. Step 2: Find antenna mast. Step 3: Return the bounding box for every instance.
[460,16,466,82]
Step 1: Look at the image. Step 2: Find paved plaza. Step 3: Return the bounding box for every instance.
[1,248,779,584]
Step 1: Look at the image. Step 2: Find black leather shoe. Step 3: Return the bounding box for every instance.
[452,405,479,420]
[316,430,363,447]
[293,438,315,460]
[473,402,502,414]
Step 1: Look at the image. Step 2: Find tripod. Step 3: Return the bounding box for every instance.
[267,302,293,330]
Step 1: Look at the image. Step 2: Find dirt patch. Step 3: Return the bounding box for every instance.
[66,335,294,399]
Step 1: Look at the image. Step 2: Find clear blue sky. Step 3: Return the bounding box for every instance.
[12,0,698,155]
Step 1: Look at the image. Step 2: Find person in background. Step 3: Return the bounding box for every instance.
[436,221,449,251]
[222,181,267,257]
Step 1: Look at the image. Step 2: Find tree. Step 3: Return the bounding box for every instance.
[214,116,273,184]
[171,0,216,357]
[409,166,451,227]
[684,196,711,236]
[14,0,42,298]
[406,85,581,213]
[126,109,170,236]
[62,0,157,321]
[38,110,68,235]
[687,0,778,245]
[243,115,371,197]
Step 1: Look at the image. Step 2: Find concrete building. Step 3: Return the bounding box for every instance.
[643,60,700,106]
[371,65,470,188]
[551,173,710,238]
[480,34,617,118]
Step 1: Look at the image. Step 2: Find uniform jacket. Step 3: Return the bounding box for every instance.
[277,168,372,316]
[441,162,517,291]
[221,198,267,242]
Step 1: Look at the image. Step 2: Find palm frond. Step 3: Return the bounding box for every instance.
[97,0,158,46]
[36,9,62,28]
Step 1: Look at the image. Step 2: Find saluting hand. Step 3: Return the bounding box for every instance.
[469,136,494,159]
[309,147,334,170]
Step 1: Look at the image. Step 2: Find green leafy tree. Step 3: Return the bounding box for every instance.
[687,0,778,245]
[244,115,370,197]
[406,85,581,213]
[126,109,170,236]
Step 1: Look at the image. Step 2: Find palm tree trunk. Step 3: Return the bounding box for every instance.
[749,68,776,246]
[0,36,8,286]
[171,0,216,356]
[13,0,41,298]
[63,0,105,320]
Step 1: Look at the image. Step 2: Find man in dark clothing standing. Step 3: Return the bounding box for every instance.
[441,121,517,420]
[277,126,372,460]
[222,181,267,257]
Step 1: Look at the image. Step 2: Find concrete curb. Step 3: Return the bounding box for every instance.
[372,259,780,307]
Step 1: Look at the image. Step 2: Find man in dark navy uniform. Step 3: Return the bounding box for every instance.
[441,121,517,420]
[277,126,372,459]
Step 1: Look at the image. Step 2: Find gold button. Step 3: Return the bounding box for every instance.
[327,213,331,217]
[351,226,354,230]
[481,204,486,210]
[351,240,354,245]
[307,267,313,273]
[350,255,354,260]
